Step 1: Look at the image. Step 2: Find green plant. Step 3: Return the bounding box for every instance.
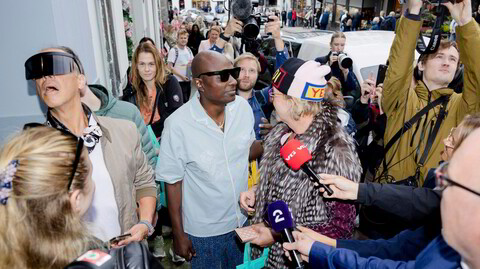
[123,0,134,61]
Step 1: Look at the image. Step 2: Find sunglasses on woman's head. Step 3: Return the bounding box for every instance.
[196,67,241,82]
[435,161,480,198]
[23,123,84,191]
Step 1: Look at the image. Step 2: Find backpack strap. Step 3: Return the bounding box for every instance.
[380,95,449,177]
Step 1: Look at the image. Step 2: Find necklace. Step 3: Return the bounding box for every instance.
[205,109,225,130]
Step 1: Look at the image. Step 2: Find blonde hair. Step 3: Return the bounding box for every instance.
[177,29,189,38]
[325,77,345,108]
[210,26,222,35]
[453,113,480,153]
[282,77,340,121]
[234,52,261,73]
[0,127,92,269]
[132,42,169,112]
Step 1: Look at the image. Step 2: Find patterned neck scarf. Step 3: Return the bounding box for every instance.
[46,104,102,153]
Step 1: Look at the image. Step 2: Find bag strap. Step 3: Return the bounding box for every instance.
[381,95,449,175]
[418,96,450,166]
[383,95,448,156]
[148,85,162,125]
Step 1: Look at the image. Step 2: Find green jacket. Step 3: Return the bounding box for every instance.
[89,84,157,170]
[378,17,480,185]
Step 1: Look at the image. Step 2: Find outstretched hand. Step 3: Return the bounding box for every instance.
[318,174,359,200]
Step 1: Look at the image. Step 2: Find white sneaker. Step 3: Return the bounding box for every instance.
[169,247,186,263]
[149,236,166,258]
[162,225,172,237]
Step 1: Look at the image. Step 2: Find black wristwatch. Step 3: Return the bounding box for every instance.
[220,33,231,42]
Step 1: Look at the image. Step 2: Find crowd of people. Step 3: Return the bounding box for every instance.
[1,0,480,269]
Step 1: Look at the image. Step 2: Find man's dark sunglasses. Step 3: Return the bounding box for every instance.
[23,123,84,191]
[24,51,83,80]
[196,67,241,82]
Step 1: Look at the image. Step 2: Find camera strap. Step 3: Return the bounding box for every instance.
[417,95,450,167]
[379,95,449,179]
[416,5,448,55]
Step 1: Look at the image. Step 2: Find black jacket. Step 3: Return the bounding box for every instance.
[122,75,183,138]
[336,182,442,261]
[356,182,441,223]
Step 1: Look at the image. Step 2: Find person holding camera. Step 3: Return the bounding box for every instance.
[231,15,288,140]
[377,0,480,187]
[315,32,361,101]
[353,73,386,179]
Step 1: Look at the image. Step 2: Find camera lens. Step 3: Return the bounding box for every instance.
[339,54,353,69]
[243,16,260,40]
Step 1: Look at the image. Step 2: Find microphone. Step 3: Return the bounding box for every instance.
[230,0,259,40]
[267,200,304,269]
[280,138,334,196]
[231,0,252,21]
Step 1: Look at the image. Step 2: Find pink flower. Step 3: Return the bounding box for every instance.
[126,30,133,38]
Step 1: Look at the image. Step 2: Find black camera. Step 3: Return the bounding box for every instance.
[332,52,353,69]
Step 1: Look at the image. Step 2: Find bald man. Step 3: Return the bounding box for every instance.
[156,51,261,268]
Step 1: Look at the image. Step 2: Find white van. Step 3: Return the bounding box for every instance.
[297,30,425,84]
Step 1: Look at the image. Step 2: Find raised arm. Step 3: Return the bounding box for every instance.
[382,1,423,115]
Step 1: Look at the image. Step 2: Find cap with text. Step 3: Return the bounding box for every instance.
[272,58,331,102]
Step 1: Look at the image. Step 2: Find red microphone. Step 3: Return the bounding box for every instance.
[280,138,334,196]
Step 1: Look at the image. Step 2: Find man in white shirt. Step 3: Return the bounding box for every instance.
[157,51,263,268]
[168,29,194,102]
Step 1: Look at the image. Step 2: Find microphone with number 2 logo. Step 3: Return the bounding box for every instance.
[267,200,305,269]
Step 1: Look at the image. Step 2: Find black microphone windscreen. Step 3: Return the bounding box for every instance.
[231,0,252,20]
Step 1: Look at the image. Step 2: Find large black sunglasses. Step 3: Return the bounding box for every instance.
[24,51,83,80]
[196,67,241,82]
[23,123,84,191]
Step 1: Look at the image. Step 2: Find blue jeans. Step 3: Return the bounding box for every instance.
[188,231,244,269]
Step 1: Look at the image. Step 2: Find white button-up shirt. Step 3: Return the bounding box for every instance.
[156,92,255,237]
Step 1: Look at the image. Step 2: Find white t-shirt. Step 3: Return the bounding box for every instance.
[167,46,194,82]
[84,143,121,242]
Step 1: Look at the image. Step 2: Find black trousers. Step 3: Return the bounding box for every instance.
[179,81,191,103]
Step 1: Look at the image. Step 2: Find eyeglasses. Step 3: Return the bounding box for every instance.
[24,51,83,80]
[435,161,480,197]
[23,123,84,191]
[196,67,241,82]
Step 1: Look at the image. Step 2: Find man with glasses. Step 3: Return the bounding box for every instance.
[24,47,157,245]
[156,50,262,268]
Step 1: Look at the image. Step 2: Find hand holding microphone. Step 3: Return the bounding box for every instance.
[267,200,305,269]
[280,138,334,196]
